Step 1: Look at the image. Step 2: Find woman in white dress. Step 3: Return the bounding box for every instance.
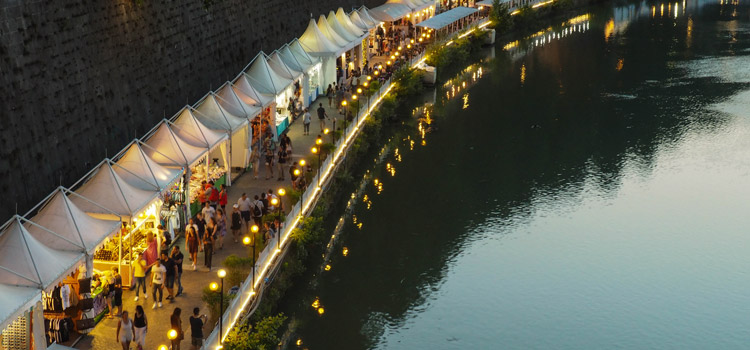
[116,311,135,350]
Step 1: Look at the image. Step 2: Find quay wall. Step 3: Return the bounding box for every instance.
[0,0,383,219]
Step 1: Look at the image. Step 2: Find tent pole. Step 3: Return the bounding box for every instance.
[227,133,233,187]
[185,169,192,219]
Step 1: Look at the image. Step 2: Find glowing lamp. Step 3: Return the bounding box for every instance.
[209,282,219,291]
[168,329,178,340]
[242,236,251,245]
[217,269,226,278]
[251,224,259,233]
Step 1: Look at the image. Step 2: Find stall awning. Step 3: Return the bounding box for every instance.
[170,107,229,151]
[327,11,359,43]
[336,8,366,36]
[215,82,262,119]
[299,19,343,57]
[242,52,294,96]
[287,39,320,69]
[350,9,376,30]
[476,0,511,6]
[142,120,209,168]
[24,187,120,255]
[193,92,248,133]
[359,6,381,26]
[70,160,160,217]
[317,15,350,48]
[113,141,183,192]
[0,283,41,333]
[0,217,83,289]
[231,75,275,108]
[268,51,303,82]
[369,2,413,22]
[416,7,478,30]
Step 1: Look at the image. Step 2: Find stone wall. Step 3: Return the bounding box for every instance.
[0,0,383,219]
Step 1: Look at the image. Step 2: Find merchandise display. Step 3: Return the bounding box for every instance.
[188,161,226,201]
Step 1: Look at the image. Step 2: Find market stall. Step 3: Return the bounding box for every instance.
[299,18,346,89]
[241,52,296,136]
[279,39,323,106]
[170,107,230,216]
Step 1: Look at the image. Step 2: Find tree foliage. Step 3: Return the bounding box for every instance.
[224,313,287,350]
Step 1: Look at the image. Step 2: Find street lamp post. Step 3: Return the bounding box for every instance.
[352,94,359,123]
[243,224,259,291]
[211,269,227,344]
[311,146,321,187]
[274,188,286,249]
[168,329,178,349]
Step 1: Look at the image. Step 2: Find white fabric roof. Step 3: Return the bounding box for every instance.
[409,0,434,12]
[171,107,229,150]
[369,2,413,22]
[350,10,374,30]
[0,283,40,333]
[288,39,320,68]
[299,19,343,57]
[317,15,350,48]
[359,6,381,26]
[336,8,366,36]
[327,11,359,42]
[71,160,159,217]
[142,120,207,167]
[278,44,306,73]
[215,82,261,119]
[476,0,494,5]
[243,52,294,96]
[232,74,275,108]
[416,7,478,30]
[114,141,182,192]
[0,218,83,289]
[193,93,248,132]
[267,51,303,82]
[25,188,120,254]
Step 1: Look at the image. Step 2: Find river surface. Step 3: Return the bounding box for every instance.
[287,1,750,349]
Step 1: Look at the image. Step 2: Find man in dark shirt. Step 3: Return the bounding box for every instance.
[190,307,207,350]
[170,246,184,297]
[317,103,328,132]
[160,251,178,301]
[195,212,206,241]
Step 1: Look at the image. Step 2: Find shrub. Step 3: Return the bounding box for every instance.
[224,313,287,350]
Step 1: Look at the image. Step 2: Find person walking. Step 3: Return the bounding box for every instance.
[208,181,219,209]
[112,267,123,317]
[317,103,329,132]
[185,221,199,271]
[303,108,311,135]
[264,146,275,180]
[189,308,207,350]
[105,271,115,319]
[201,202,215,222]
[277,146,288,181]
[133,254,147,301]
[150,259,166,309]
[170,308,184,350]
[116,310,135,350]
[133,305,147,350]
[249,146,260,179]
[170,246,184,297]
[237,193,252,228]
[204,218,216,271]
[326,84,334,107]
[161,251,177,302]
[218,184,228,214]
[231,204,242,243]
[252,195,264,228]
[215,209,227,250]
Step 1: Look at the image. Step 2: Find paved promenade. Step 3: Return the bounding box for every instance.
[77,95,339,350]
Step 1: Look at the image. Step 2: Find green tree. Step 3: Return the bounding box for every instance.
[489,0,514,34]
[224,313,287,350]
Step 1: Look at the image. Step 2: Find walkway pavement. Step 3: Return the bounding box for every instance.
[76,96,341,350]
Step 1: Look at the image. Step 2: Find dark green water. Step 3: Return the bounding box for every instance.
[288,1,750,349]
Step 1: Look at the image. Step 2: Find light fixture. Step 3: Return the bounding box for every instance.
[217,269,227,278]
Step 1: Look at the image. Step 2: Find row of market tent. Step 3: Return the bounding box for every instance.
[0,2,452,347]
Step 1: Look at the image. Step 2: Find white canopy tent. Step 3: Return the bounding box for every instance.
[242,52,294,96]
[359,6,381,26]
[232,73,275,109]
[337,8,367,35]
[113,141,183,192]
[281,40,324,105]
[0,283,42,334]
[416,6,478,30]
[327,11,360,43]
[369,2,413,22]
[193,92,251,182]
[70,160,160,219]
[317,14,350,48]
[268,50,304,82]
[350,9,377,30]
[141,120,208,168]
[171,107,229,151]
[215,82,262,120]
[25,187,120,255]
